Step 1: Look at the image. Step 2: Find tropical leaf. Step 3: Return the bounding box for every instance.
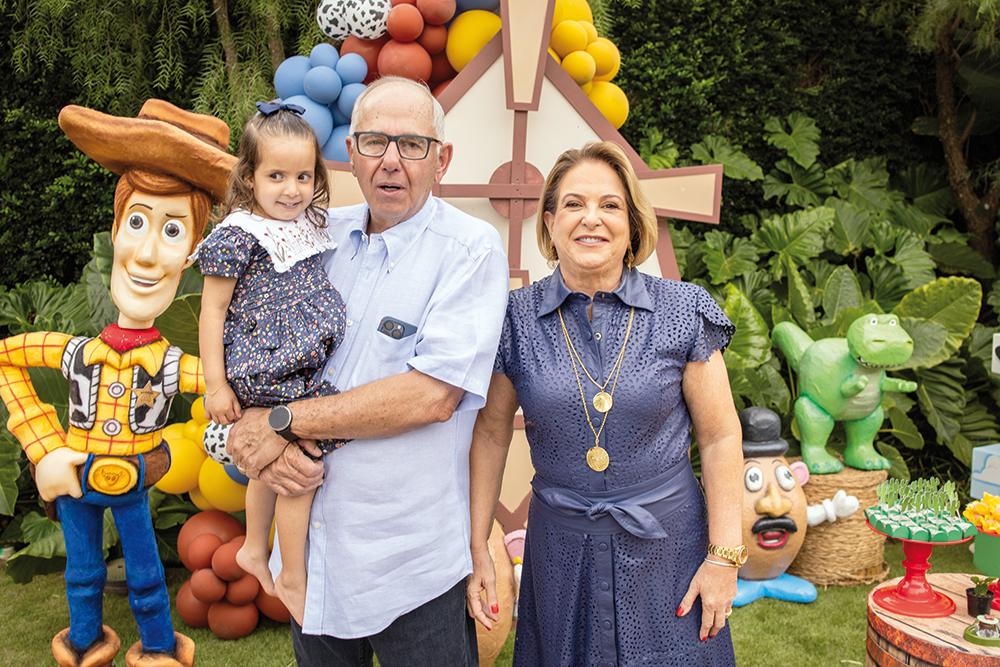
[888,231,936,290]
[669,225,697,279]
[965,325,1000,410]
[753,207,835,278]
[888,203,947,240]
[821,266,863,320]
[155,293,201,355]
[786,261,816,327]
[875,442,910,480]
[101,508,119,559]
[82,257,118,331]
[763,112,821,168]
[897,317,950,369]
[639,128,680,170]
[5,511,67,584]
[721,284,771,370]
[989,280,1000,319]
[885,406,924,450]
[0,280,94,336]
[763,159,833,207]
[702,231,759,284]
[927,242,997,279]
[92,231,114,287]
[733,270,778,326]
[0,434,22,516]
[959,398,1000,453]
[869,219,899,255]
[826,198,873,255]
[891,163,954,217]
[915,358,966,447]
[690,135,763,181]
[826,157,899,211]
[729,364,791,414]
[177,265,205,297]
[27,368,69,427]
[893,277,982,361]
[865,256,909,312]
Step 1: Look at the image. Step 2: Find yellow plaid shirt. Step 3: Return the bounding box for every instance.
[0,332,204,464]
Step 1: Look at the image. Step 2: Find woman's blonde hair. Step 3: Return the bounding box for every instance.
[537,141,657,267]
[219,108,330,227]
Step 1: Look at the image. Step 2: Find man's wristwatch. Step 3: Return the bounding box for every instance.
[268,405,297,442]
[707,543,749,567]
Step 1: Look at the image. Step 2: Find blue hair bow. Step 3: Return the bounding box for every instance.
[256,100,306,116]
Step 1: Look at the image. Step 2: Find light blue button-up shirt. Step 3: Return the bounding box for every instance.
[273,195,509,638]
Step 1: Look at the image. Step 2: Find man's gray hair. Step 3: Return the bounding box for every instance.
[348,76,446,139]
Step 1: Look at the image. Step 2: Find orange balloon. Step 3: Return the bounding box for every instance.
[207,602,259,640]
[387,4,424,42]
[416,0,456,26]
[190,568,226,604]
[211,538,247,582]
[255,588,291,623]
[429,50,457,86]
[378,40,433,82]
[176,580,210,628]
[432,78,453,98]
[225,573,261,606]
[418,24,448,55]
[177,510,244,571]
[186,533,223,572]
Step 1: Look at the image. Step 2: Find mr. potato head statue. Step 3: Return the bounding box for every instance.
[0,100,235,667]
[734,407,859,607]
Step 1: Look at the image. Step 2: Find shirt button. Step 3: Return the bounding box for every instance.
[594,332,602,341]
[600,581,610,591]
[102,419,122,436]
[597,542,608,552]
[312,521,321,529]
[107,382,126,399]
[347,319,354,327]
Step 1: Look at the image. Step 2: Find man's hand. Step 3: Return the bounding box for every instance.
[34,447,89,502]
[258,443,324,496]
[227,407,286,476]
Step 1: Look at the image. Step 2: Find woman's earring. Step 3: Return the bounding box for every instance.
[625,246,635,269]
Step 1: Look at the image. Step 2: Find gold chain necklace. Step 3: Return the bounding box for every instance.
[558,306,632,413]
[558,306,635,471]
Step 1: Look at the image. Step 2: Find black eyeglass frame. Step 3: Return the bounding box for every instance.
[351,131,443,160]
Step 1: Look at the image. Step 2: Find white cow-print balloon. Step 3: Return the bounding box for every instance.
[316,0,391,41]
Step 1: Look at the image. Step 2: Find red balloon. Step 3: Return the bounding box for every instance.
[417,24,448,55]
[177,510,244,571]
[387,4,424,42]
[416,0,456,26]
[225,573,261,606]
[176,580,211,628]
[378,41,433,83]
[207,602,259,640]
[391,0,415,4]
[190,568,226,604]
[186,533,223,572]
[211,538,246,582]
[341,35,389,84]
[429,50,457,87]
[432,78,453,98]
[255,588,292,623]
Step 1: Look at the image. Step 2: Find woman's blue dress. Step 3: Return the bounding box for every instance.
[494,268,737,667]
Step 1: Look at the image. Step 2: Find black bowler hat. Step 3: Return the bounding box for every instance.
[739,407,789,457]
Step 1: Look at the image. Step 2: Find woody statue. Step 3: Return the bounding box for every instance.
[0,100,235,667]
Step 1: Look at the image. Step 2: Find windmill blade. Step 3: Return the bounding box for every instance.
[638,164,723,223]
[501,0,555,110]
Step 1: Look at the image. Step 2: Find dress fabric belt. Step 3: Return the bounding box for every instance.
[531,460,702,538]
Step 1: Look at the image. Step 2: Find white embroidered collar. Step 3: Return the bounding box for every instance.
[193,209,337,273]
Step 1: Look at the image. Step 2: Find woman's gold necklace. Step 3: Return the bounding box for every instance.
[558,306,635,471]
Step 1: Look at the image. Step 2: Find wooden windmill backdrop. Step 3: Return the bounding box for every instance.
[326,0,724,528]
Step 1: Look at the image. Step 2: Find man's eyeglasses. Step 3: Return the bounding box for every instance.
[352,132,442,160]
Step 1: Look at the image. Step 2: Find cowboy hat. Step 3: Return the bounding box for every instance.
[58,99,237,201]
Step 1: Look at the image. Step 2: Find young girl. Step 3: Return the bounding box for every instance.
[195,102,345,625]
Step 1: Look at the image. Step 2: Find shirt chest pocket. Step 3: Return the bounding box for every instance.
[366,325,418,370]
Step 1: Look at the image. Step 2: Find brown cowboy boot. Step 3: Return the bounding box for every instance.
[51,625,121,667]
[124,631,195,667]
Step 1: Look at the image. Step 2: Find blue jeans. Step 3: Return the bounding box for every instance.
[54,454,175,654]
[290,579,478,667]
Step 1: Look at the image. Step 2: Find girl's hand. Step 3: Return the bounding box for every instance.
[466,541,499,630]
[677,559,738,641]
[205,384,242,425]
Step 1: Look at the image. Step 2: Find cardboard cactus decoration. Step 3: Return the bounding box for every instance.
[0,100,235,667]
[773,314,918,474]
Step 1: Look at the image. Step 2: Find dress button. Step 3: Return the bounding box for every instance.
[102,419,122,436]
[594,332,602,341]
[597,542,608,552]
[600,581,610,591]
[107,382,126,399]
[603,620,612,630]
[586,332,593,340]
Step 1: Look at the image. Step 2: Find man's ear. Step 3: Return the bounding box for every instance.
[434,141,454,183]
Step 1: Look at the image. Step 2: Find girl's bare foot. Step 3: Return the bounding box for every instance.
[275,570,307,627]
[236,543,275,596]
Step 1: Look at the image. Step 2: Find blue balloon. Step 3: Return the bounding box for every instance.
[456,0,499,10]
[335,53,368,85]
[304,66,343,104]
[309,42,340,69]
[331,105,351,127]
[284,94,334,146]
[336,83,367,120]
[223,463,250,486]
[274,55,311,99]
[322,125,352,162]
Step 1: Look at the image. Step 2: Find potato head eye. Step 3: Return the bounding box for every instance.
[744,465,763,492]
[161,219,187,245]
[775,464,796,491]
[125,212,149,236]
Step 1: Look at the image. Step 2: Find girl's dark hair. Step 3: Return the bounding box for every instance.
[219,108,330,227]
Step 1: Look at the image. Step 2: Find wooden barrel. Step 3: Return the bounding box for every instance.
[788,464,889,586]
[866,573,1000,666]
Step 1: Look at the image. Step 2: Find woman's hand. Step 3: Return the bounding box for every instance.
[677,559,738,641]
[466,541,500,630]
[205,383,242,425]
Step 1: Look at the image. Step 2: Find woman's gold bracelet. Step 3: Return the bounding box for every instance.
[704,556,740,569]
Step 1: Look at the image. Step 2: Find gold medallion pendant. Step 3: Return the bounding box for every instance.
[586,446,610,472]
[592,391,613,413]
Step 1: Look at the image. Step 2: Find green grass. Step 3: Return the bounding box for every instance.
[0,541,975,666]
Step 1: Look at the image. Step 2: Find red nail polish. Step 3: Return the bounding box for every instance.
[490,604,499,614]
[700,635,707,642]
[676,605,684,617]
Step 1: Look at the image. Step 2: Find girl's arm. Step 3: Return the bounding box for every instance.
[466,372,519,630]
[199,275,241,424]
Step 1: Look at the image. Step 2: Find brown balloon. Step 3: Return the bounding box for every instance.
[177,510,244,571]
[190,568,227,604]
[186,533,223,572]
[254,588,291,624]
[176,580,211,629]
[211,537,247,583]
[207,602,259,640]
[225,573,261,606]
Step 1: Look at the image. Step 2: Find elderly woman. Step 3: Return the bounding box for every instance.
[466,142,743,666]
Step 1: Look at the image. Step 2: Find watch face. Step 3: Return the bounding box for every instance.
[268,405,291,432]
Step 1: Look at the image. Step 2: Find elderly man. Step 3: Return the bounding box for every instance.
[204,76,509,666]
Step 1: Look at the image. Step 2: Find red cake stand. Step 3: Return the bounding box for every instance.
[866,521,973,618]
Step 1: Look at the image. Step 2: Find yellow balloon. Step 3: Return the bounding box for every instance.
[547,47,561,64]
[581,81,593,95]
[189,485,214,511]
[183,419,201,443]
[156,436,206,495]
[446,10,502,72]
[587,37,621,80]
[198,458,247,513]
[561,50,596,85]
[161,423,187,445]
[550,20,588,59]
[190,396,208,425]
[587,81,629,129]
[581,21,598,46]
[552,0,593,27]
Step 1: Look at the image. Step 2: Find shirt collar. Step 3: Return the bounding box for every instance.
[537,266,654,318]
[348,196,436,270]
[85,334,168,376]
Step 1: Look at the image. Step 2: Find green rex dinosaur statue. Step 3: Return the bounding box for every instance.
[773,314,918,474]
